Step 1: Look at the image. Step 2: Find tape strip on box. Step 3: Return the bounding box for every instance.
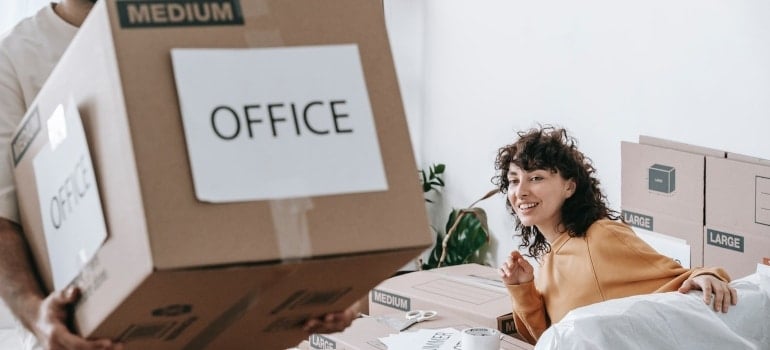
[244,5,313,261]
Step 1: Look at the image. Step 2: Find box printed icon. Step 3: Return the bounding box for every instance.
[649,164,676,193]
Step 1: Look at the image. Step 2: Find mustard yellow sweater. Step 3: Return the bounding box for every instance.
[506,219,730,345]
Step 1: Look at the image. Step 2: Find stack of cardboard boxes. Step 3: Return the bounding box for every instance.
[11,1,433,349]
[297,264,534,349]
[622,136,769,278]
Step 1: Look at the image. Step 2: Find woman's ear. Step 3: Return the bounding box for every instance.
[565,179,577,198]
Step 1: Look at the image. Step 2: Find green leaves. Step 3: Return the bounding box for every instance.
[418,163,497,270]
[421,208,491,269]
[420,163,446,202]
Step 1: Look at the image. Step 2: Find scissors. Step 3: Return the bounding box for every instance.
[399,309,438,331]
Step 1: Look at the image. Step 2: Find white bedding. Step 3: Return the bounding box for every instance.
[536,265,770,350]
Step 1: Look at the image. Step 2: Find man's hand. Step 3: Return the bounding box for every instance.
[499,250,535,285]
[33,287,123,350]
[303,302,360,334]
[678,274,738,313]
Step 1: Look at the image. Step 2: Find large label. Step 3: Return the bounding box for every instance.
[117,0,244,28]
[706,228,744,253]
[33,101,108,290]
[171,45,388,202]
[622,210,653,231]
[309,335,336,349]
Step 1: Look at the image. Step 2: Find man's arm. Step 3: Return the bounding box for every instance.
[0,218,120,349]
[0,218,45,332]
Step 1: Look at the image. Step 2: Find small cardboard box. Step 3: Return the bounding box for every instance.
[367,264,516,336]
[10,0,431,348]
[297,314,534,350]
[621,136,726,267]
[705,155,770,278]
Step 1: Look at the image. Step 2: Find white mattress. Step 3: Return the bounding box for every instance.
[536,265,770,350]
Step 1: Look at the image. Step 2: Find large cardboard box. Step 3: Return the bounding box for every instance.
[296,314,534,350]
[705,155,770,278]
[367,264,516,336]
[621,136,726,267]
[10,0,431,348]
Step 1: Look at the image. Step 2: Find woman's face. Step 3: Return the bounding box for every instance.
[506,163,575,234]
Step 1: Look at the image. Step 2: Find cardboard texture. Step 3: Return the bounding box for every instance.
[296,314,534,350]
[705,155,770,278]
[205,250,422,350]
[620,137,726,267]
[10,0,431,348]
[367,264,516,336]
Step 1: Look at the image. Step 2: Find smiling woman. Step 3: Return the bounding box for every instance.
[492,125,737,346]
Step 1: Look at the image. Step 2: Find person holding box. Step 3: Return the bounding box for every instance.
[0,1,356,349]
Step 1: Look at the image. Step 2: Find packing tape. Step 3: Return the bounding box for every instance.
[269,198,314,259]
[244,1,284,48]
[244,1,306,261]
[461,327,501,350]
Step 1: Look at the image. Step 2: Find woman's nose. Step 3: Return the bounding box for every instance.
[516,182,529,197]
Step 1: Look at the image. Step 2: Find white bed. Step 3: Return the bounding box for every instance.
[536,265,770,350]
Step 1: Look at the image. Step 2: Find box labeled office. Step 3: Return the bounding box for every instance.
[11,0,431,348]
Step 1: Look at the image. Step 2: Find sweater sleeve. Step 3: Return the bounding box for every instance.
[588,221,731,298]
[506,281,548,345]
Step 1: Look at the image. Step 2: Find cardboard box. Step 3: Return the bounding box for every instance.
[296,314,534,350]
[705,155,770,278]
[620,136,726,267]
[367,264,516,336]
[10,0,431,348]
[188,250,421,350]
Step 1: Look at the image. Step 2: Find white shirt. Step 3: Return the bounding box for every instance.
[0,3,77,222]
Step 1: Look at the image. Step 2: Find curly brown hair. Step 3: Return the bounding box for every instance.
[492,125,618,259]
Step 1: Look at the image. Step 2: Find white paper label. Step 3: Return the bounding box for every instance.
[33,100,108,290]
[171,44,388,202]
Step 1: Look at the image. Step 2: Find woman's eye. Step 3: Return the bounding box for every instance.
[508,179,519,185]
[531,176,543,182]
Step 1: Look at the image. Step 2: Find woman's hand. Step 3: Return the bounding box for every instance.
[678,274,738,313]
[499,251,535,285]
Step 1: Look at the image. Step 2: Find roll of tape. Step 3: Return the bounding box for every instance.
[461,327,501,350]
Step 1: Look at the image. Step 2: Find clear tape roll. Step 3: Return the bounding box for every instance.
[461,327,501,350]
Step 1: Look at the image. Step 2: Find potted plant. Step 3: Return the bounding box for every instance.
[419,164,498,270]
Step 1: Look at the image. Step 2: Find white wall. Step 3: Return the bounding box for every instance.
[0,0,50,34]
[387,0,770,268]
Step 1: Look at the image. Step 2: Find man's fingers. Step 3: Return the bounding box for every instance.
[52,287,80,306]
